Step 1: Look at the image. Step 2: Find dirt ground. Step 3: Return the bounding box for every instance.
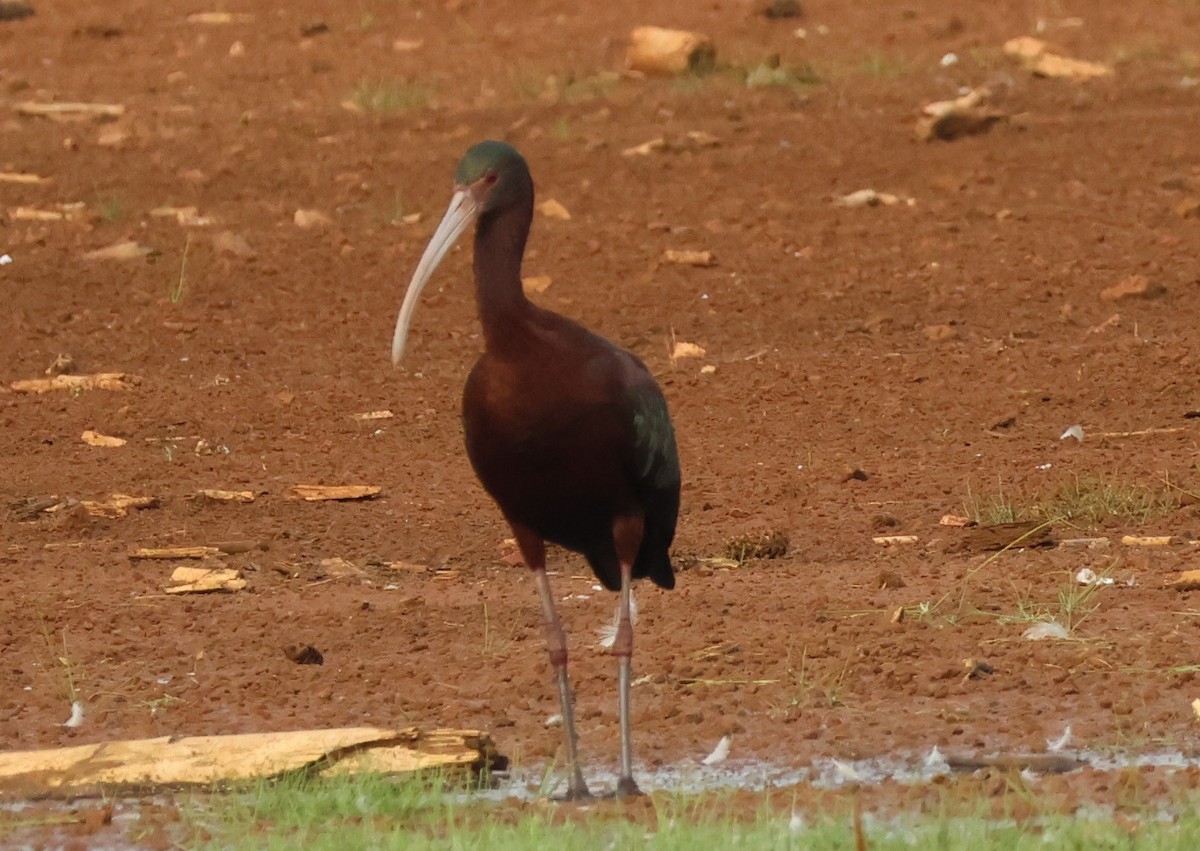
[4,0,1200,843]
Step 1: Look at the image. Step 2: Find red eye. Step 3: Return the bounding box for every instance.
[483,172,498,185]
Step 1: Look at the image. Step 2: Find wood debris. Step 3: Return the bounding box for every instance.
[7,204,85,222]
[834,189,915,207]
[80,430,126,448]
[1166,569,1200,591]
[129,546,222,559]
[1003,36,1111,81]
[10,372,140,393]
[1100,274,1165,302]
[724,530,789,561]
[939,514,970,527]
[293,208,333,228]
[195,489,256,503]
[662,249,715,267]
[289,484,381,501]
[916,86,1005,141]
[621,131,720,157]
[165,566,246,594]
[626,26,715,76]
[0,726,501,796]
[14,101,126,120]
[81,494,159,518]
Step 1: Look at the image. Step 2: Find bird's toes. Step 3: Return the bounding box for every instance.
[615,776,645,798]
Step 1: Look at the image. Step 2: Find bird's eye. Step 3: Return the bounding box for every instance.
[483,172,499,186]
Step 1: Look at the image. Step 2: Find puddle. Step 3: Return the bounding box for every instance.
[483,747,1200,800]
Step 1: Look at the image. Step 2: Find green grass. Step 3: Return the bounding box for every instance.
[169,235,191,304]
[964,475,1177,529]
[347,78,428,113]
[180,771,1200,850]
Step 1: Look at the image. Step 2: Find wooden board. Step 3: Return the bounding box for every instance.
[0,726,502,798]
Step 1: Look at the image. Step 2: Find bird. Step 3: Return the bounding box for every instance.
[390,140,680,799]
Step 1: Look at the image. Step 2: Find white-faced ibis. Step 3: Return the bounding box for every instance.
[391,141,680,799]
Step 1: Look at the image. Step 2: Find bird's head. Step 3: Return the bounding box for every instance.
[390,140,532,366]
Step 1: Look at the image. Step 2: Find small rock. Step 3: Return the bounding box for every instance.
[282,644,324,665]
[1174,197,1200,219]
[762,0,802,18]
[537,199,571,220]
[877,570,906,589]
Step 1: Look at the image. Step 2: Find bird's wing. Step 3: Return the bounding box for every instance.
[626,380,680,496]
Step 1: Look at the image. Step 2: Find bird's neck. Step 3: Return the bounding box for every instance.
[474,202,533,350]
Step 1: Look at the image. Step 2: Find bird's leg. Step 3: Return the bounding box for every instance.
[514,525,591,800]
[612,515,645,798]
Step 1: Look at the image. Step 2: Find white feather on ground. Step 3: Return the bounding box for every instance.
[597,591,638,648]
[62,700,84,728]
[702,735,731,765]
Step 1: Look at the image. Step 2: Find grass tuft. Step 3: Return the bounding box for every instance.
[348,79,428,114]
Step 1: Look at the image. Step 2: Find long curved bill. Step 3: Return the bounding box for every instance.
[391,186,481,365]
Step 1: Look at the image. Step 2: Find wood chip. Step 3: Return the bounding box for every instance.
[1002,36,1111,81]
[350,410,394,421]
[1059,537,1111,549]
[939,514,970,527]
[81,494,159,518]
[150,206,217,226]
[186,11,254,24]
[626,26,715,75]
[622,137,667,157]
[319,557,365,579]
[130,546,221,560]
[1166,569,1200,591]
[165,566,246,594]
[874,535,918,546]
[83,241,154,261]
[196,489,256,503]
[0,727,500,796]
[81,430,126,447]
[1122,535,1180,547]
[521,275,552,294]
[662,249,715,267]
[14,101,126,120]
[671,341,706,360]
[293,208,333,228]
[10,372,140,394]
[537,199,571,220]
[289,484,381,501]
[0,172,47,184]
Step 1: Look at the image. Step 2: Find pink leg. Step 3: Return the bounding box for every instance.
[514,525,591,800]
[611,515,644,798]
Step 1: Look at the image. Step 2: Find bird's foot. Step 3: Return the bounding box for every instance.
[615,776,645,799]
[554,774,593,802]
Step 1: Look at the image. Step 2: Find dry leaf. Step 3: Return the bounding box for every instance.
[81,430,126,448]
